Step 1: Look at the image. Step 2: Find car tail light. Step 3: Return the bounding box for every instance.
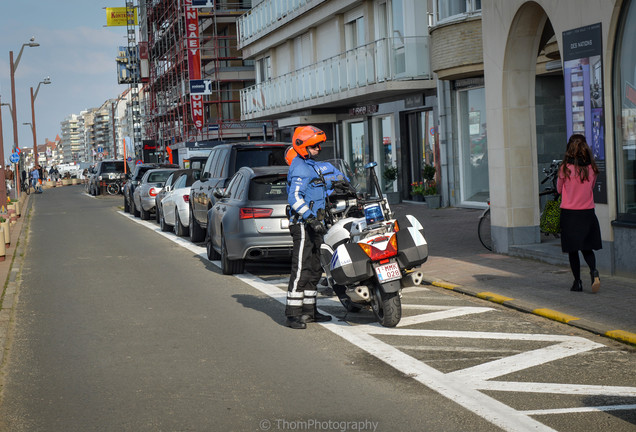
[182,194,189,203]
[240,208,273,219]
[358,233,398,261]
[149,188,157,197]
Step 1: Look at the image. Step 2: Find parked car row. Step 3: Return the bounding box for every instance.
[118,142,294,275]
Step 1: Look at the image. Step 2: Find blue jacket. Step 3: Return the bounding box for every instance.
[287,157,324,221]
[287,158,345,221]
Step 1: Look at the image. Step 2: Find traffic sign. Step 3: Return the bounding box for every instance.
[10,153,20,163]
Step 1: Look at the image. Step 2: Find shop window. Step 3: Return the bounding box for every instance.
[614,0,636,222]
[458,86,489,204]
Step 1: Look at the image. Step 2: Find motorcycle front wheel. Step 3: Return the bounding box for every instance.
[371,282,401,327]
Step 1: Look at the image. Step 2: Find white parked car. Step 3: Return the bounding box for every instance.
[158,169,200,236]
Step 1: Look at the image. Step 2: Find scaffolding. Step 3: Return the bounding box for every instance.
[141,0,274,154]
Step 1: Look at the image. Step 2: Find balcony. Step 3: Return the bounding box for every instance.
[240,36,432,120]
[238,0,321,47]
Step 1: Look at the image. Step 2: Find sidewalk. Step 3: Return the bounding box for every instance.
[0,194,31,366]
[393,201,636,346]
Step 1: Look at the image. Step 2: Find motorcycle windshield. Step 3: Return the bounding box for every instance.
[324,159,359,190]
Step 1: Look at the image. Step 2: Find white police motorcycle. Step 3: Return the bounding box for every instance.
[319,160,428,327]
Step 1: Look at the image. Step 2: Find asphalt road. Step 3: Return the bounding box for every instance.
[0,185,634,432]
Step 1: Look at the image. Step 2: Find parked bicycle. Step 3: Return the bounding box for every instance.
[478,201,492,251]
[20,178,31,196]
[539,159,561,236]
[106,179,124,195]
[478,159,562,251]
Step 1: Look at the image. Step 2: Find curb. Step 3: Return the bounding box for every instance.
[423,276,636,347]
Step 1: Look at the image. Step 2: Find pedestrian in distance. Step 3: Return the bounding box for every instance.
[4,165,14,194]
[284,125,336,329]
[557,134,602,293]
[30,166,42,193]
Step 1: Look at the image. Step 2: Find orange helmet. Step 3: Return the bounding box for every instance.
[292,125,326,159]
[285,147,297,165]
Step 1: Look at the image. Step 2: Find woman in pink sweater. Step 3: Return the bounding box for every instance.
[557,134,602,293]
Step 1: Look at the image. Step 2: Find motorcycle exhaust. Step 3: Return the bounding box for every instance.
[346,286,370,302]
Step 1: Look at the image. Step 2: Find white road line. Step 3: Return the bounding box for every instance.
[521,404,636,415]
[449,339,604,381]
[397,306,494,327]
[476,381,636,397]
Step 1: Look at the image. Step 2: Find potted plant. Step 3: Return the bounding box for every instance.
[422,163,436,186]
[383,165,398,187]
[423,181,442,209]
[410,181,425,202]
[382,165,400,204]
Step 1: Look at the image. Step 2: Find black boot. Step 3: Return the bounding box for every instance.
[286,315,307,329]
[590,269,600,293]
[301,307,332,323]
[570,279,583,292]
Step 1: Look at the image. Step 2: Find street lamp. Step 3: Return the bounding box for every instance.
[30,76,52,166]
[9,36,40,199]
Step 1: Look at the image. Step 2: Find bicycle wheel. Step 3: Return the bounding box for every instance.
[107,182,119,195]
[23,183,30,195]
[478,208,492,251]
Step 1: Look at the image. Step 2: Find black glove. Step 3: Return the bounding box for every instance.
[307,217,326,235]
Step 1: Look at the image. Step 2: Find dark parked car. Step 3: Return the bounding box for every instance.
[207,166,293,274]
[123,163,179,213]
[88,160,126,196]
[188,142,288,243]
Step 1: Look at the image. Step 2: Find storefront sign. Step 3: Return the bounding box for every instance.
[185,0,204,131]
[404,94,423,109]
[349,105,378,116]
[563,22,606,203]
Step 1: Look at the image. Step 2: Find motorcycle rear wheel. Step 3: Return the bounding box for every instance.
[371,283,401,327]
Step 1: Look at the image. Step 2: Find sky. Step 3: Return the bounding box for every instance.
[0,0,129,164]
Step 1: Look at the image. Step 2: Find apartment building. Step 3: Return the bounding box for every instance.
[238,0,436,198]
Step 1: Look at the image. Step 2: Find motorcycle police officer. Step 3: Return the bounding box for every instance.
[285,125,334,329]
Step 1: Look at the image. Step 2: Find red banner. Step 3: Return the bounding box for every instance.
[185,0,203,131]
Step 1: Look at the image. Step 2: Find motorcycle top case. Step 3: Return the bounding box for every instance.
[329,242,374,286]
[395,214,428,269]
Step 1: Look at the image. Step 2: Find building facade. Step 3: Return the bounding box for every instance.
[238,0,437,199]
[236,0,636,277]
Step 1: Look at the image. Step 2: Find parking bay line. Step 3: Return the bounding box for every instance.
[125,211,636,430]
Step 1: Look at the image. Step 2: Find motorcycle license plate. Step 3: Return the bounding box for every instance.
[375,262,401,283]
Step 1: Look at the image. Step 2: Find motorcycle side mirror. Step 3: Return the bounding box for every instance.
[364,162,378,169]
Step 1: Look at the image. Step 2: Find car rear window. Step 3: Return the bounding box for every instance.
[248,175,289,201]
[234,148,287,171]
[148,171,174,183]
[102,162,125,173]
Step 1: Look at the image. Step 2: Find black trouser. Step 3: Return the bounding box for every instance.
[286,222,323,318]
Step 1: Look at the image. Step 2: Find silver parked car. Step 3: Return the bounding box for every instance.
[206,166,293,275]
[132,168,179,220]
[158,169,201,236]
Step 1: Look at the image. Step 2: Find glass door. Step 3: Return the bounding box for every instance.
[373,115,397,192]
[457,87,489,204]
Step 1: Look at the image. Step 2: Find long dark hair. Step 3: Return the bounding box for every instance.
[560,134,599,182]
